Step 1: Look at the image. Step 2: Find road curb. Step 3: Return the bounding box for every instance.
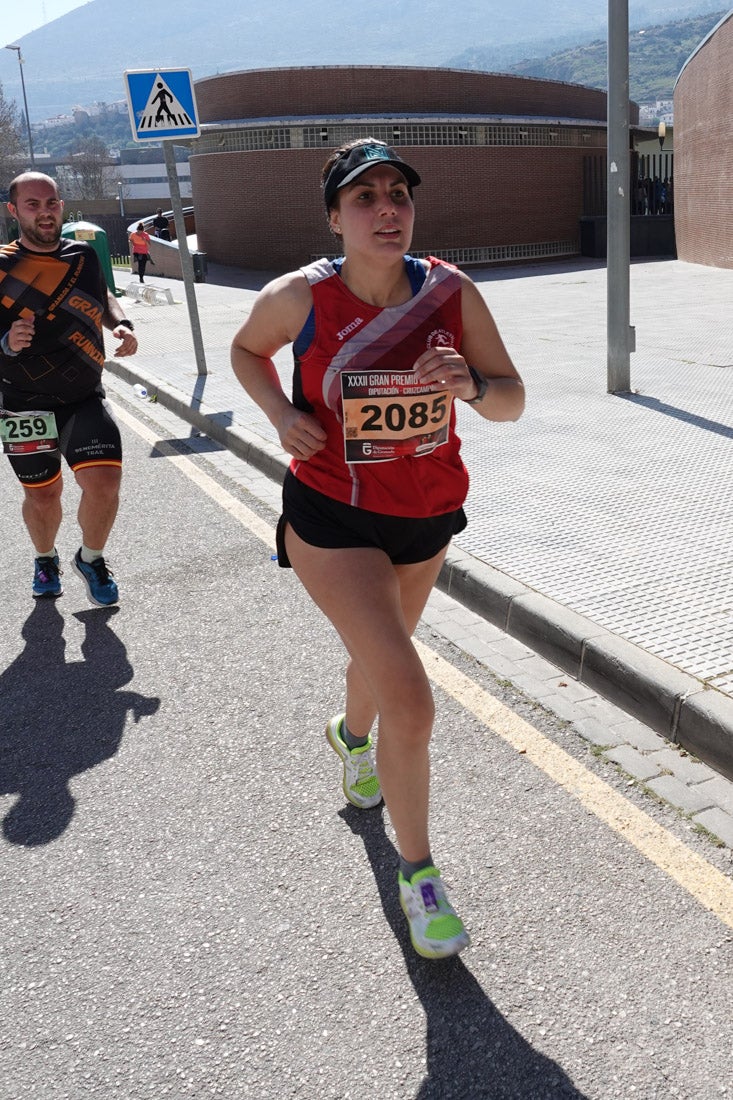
[108,359,289,484]
[108,360,733,781]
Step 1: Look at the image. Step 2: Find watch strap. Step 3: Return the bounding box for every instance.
[466,365,489,404]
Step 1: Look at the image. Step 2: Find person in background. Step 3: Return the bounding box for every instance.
[129,222,151,282]
[1,172,137,606]
[230,138,525,959]
[152,208,170,241]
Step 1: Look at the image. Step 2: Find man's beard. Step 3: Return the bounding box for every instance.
[22,220,62,248]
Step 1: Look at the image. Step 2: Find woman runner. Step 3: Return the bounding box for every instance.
[231,138,525,958]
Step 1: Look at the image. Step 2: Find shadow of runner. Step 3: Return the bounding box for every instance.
[0,601,160,847]
[340,805,588,1100]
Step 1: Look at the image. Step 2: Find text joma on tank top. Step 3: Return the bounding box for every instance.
[336,317,364,342]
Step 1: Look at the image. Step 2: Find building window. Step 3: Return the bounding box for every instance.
[194,122,604,155]
[315,239,579,265]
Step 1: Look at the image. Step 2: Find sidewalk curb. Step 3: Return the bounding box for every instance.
[108,360,733,782]
[439,545,733,781]
[109,359,289,484]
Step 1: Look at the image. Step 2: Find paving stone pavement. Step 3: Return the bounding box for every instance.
[103,253,733,847]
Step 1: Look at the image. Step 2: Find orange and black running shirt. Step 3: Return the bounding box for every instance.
[0,238,109,411]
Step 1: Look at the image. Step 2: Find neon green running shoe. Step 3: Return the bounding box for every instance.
[399,866,470,959]
[325,714,382,810]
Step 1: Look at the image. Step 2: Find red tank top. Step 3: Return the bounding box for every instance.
[291,256,469,517]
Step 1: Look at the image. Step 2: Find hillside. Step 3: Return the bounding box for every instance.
[0,0,726,121]
[450,10,726,101]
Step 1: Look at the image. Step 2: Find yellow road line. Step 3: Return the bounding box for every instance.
[416,640,733,930]
[112,400,275,550]
[116,398,733,930]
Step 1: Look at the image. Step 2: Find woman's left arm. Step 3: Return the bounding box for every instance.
[458,273,524,422]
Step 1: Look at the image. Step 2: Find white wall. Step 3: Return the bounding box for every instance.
[118,163,192,202]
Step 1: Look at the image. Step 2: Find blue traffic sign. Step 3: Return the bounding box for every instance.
[124,68,200,142]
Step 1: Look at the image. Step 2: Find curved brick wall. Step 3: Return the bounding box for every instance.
[674,15,733,269]
[194,66,610,124]
[190,66,615,271]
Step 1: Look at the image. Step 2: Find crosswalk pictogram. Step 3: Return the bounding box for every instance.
[139,76,192,131]
[124,69,200,143]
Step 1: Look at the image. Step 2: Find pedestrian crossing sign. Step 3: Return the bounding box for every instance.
[124,68,200,142]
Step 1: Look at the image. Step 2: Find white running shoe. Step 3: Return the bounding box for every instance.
[325,714,382,810]
[399,866,470,959]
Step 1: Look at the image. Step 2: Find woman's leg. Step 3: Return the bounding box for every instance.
[285,525,446,861]
[343,552,444,736]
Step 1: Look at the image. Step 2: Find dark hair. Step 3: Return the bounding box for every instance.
[321,137,420,212]
[320,137,382,187]
[136,223,144,231]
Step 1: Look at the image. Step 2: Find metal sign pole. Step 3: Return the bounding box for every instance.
[123,68,207,376]
[163,140,207,377]
[607,0,634,393]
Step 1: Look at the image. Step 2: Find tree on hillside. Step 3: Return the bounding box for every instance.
[35,112,135,159]
[462,9,726,103]
[0,81,24,197]
[62,134,116,200]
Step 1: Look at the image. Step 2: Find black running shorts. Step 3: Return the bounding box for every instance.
[5,394,122,487]
[276,469,467,568]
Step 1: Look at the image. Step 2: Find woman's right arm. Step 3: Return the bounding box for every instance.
[230,272,327,461]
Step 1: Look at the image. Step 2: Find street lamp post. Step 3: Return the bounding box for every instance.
[5,44,35,169]
[117,181,125,218]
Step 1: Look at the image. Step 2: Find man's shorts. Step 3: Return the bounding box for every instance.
[4,394,122,488]
[276,469,467,568]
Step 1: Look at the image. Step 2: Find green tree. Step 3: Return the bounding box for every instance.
[35,112,135,159]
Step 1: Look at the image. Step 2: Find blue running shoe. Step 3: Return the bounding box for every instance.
[71,548,119,607]
[33,554,63,598]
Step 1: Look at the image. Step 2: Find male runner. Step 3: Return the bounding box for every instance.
[1,172,138,605]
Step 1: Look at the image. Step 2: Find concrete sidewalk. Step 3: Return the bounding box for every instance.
[107,255,733,780]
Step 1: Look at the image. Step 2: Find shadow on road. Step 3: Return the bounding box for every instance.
[340,805,588,1100]
[0,601,160,847]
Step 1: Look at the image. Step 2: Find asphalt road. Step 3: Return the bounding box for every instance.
[1,383,733,1100]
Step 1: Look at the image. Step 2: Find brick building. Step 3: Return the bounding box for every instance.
[189,66,622,271]
[673,11,733,269]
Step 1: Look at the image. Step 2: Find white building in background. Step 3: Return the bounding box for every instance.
[40,114,76,129]
[117,161,192,202]
[114,145,192,203]
[638,99,675,125]
[72,101,129,123]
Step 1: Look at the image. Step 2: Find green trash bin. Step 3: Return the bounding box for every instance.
[60,220,123,297]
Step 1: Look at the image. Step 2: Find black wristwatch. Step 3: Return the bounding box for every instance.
[117,318,135,332]
[466,366,489,405]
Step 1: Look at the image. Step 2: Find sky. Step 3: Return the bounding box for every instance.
[2,0,89,47]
